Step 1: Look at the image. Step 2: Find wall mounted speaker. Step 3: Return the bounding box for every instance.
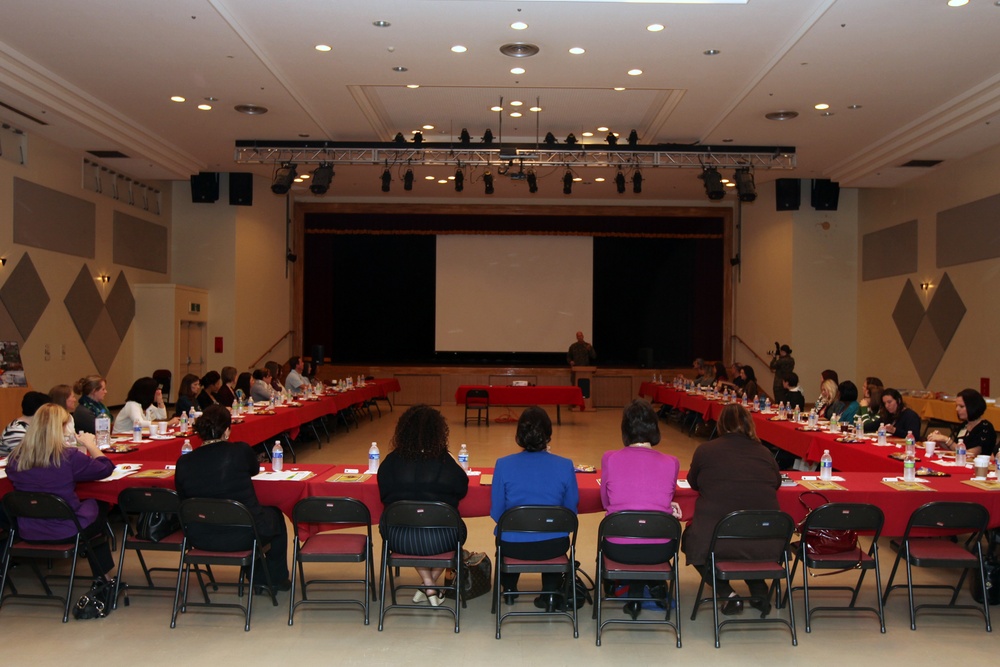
[229,172,253,206]
[190,172,219,203]
[811,179,840,211]
[775,178,800,211]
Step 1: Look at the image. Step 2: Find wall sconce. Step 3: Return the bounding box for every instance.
[97,274,110,284]
[920,281,934,292]
[0,258,6,267]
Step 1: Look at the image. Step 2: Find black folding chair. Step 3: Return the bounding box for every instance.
[464,389,490,426]
[289,497,376,625]
[594,511,681,647]
[378,501,463,633]
[789,502,885,633]
[882,501,991,631]
[493,505,579,639]
[690,510,797,648]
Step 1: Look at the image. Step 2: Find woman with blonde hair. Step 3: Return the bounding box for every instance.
[6,404,117,580]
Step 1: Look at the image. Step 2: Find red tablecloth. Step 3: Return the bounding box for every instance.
[454,385,584,409]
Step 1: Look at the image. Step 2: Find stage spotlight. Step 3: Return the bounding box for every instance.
[459,128,471,146]
[699,167,726,200]
[563,170,573,195]
[734,168,757,202]
[381,168,392,192]
[403,168,414,191]
[565,133,578,146]
[615,169,626,194]
[454,168,464,192]
[632,170,643,194]
[393,132,406,144]
[627,129,639,147]
[526,170,538,193]
[606,132,618,146]
[309,164,334,195]
[271,163,297,194]
[482,129,494,144]
[412,131,423,144]
[484,171,494,195]
[544,132,557,146]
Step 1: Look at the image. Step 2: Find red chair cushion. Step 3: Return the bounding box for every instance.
[300,533,367,556]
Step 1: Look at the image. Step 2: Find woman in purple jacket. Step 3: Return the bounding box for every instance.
[6,403,116,579]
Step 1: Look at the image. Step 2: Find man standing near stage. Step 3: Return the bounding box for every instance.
[567,331,596,367]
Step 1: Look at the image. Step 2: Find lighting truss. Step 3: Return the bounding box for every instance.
[235,141,795,171]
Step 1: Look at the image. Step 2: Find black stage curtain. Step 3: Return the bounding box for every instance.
[303,212,724,366]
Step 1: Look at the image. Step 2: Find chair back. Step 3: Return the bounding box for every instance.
[293,497,371,526]
[599,510,681,551]
[903,501,989,537]
[179,498,257,535]
[710,510,794,550]
[497,505,578,545]
[381,501,461,531]
[118,487,181,516]
[466,389,489,405]
[801,503,883,536]
[2,491,83,531]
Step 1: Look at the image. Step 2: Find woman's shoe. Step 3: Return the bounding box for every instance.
[412,589,428,604]
[749,597,772,617]
[623,601,641,620]
[533,594,561,612]
[721,594,744,616]
[503,587,519,606]
[426,591,445,607]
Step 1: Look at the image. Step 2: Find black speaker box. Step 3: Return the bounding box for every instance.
[229,172,253,206]
[775,178,800,211]
[190,172,219,203]
[811,179,840,211]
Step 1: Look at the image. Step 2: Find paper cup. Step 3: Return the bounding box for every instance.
[924,441,935,457]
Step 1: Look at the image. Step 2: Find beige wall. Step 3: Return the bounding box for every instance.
[0,135,172,405]
[858,143,1000,394]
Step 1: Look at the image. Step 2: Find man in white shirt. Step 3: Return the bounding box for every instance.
[284,356,306,395]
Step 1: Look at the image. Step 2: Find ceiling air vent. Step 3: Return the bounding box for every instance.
[900,159,942,168]
[87,150,130,158]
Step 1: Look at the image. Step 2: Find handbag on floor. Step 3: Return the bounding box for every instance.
[73,578,116,619]
[444,549,492,601]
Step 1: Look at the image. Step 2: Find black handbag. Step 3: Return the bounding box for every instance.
[73,578,116,619]
[444,550,492,601]
[971,534,1000,605]
[561,561,595,609]
[135,511,180,543]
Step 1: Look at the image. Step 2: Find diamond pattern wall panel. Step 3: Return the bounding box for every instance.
[63,264,135,376]
[892,280,924,348]
[0,255,49,340]
[105,272,135,340]
[893,272,965,388]
[925,273,965,349]
[64,265,104,341]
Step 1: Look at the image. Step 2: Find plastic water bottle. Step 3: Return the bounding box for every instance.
[764,397,771,412]
[458,443,469,471]
[820,450,833,480]
[903,451,916,482]
[180,439,193,455]
[829,413,839,433]
[956,439,967,467]
[368,441,380,473]
[904,431,916,458]
[808,410,818,429]
[179,411,188,434]
[877,424,887,446]
[793,405,801,423]
[132,421,142,443]
[272,441,284,472]
[95,414,111,449]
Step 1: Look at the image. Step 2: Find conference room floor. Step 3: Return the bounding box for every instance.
[3,404,992,665]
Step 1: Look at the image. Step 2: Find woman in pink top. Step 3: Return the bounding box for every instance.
[600,399,681,619]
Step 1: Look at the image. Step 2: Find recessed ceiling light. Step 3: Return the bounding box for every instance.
[573,177,582,182]
[947,0,969,6]
[170,96,185,103]
[595,177,605,182]
[438,179,448,184]
[847,104,863,110]
[510,112,522,118]
[569,47,586,55]
[814,103,830,110]
[722,138,734,142]
[448,176,455,180]
[511,101,523,106]
[725,182,736,188]
[234,104,268,115]
[451,45,467,53]
[647,24,664,32]
[392,66,408,72]
[511,21,528,30]
[628,69,643,76]
[721,178,730,184]
[821,111,835,117]
[300,174,310,179]
[597,126,609,132]
[197,104,212,111]
[704,49,721,56]
[407,84,420,88]
[530,106,542,112]
[614,87,626,91]
[293,177,304,183]
[373,20,390,27]
[582,132,594,137]
[511,67,525,74]
[424,176,435,180]
[765,110,799,121]
[203,97,218,102]
[315,44,332,52]
[422,124,434,130]
[490,105,503,112]
[298,133,310,138]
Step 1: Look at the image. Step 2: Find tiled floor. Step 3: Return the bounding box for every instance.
[1,404,993,665]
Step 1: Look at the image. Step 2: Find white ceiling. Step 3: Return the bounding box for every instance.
[1,0,998,201]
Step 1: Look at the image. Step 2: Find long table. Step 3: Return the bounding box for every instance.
[454,385,585,424]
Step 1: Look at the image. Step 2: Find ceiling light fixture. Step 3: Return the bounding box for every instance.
[451,45,468,53]
[563,170,573,195]
[309,164,334,195]
[569,47,586,55]
[511,67,525,74]
[615,168,626,194]
[703,49,721,55]
[628,69,643,76]
[484,170,494,195]
[734,168,756,202]
[527,170,538,194]
[381,168,391,192]
[372,20,390,27]
[454,168,464,192]
[632,170,643,194]
[647,24,664,32]
[170,96,185,103]
[403,168,414,191]
[197,104,212,111]
[699,167,726,200]
[271,163,297,194]
[511,21,528,30]
[315,44,332,52]
[814,103,830,110]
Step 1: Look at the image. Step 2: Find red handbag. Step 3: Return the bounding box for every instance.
[796,491,859,557]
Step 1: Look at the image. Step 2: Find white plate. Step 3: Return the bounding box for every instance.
[149,434,176,440]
